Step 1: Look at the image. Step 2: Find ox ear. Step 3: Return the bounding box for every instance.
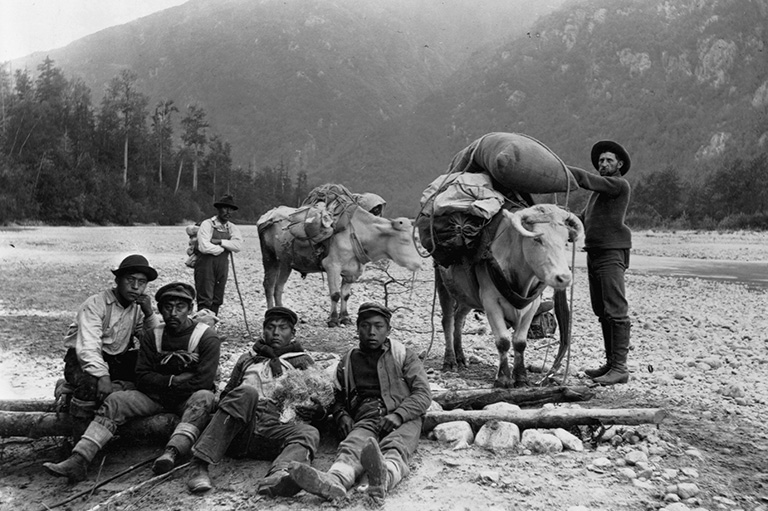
[565,212,584,242]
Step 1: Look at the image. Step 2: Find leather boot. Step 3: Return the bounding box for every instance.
[43,452,89,482]
[361,437,390,500]
[258,443,309,497]
[594,320,630,385]
[585,319,613,378]
[187,458,213,493]
[287,461,346,501]
[152,446,179,475]
[68,397,97,444]
[43,420,113,482]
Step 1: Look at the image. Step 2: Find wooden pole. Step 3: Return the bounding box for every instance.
[431,386,594,410]
[423,407,667,433]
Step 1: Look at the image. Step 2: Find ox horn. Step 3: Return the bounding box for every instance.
[509,210,540,238]
[564,211,584,242]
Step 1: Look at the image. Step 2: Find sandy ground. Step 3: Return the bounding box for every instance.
[0,225,767,511]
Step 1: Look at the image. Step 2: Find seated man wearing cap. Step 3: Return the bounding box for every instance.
[187,306,322,497]
[194,194,243,315]
[57,254,161,441]
[44,282,221,482]
[288,302,432,502]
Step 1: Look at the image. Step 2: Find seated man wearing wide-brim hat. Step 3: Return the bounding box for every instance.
[56,254,161,442]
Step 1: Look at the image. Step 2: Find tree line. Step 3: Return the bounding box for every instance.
[0,57,308,225]
[2,58,766,230]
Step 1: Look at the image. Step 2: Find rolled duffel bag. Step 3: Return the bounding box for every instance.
[448,132,578,194]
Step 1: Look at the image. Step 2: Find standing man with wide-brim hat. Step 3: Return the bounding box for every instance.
[194,194,243,315]
[568,140,633,385]
[56,254,161,443]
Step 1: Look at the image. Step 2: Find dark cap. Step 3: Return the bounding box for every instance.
[356,302,392,324]
[264,306,298,327]
[112,254,158,281]
[591,140,631,175]
[155,282,195,304]
[213,194,238,211]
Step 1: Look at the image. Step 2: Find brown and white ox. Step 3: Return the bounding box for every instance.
[258,204,423,326]
[436,203,583,388]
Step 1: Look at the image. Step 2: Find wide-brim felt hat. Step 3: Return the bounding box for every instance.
[357,302,392,324]
[591,140,631,175]
[112,254,158,281]
[155,282,195,303]
[213,194,238,210]
[264,306,299,327]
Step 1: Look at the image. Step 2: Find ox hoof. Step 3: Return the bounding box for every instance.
[339,317,353,326]
[327,319,340,328]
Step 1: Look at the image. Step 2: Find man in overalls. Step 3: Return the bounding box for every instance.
[194,194,243,315]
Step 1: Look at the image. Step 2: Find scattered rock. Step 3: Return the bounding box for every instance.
[431,421,474,445]
[592,457,613,468]
[624,450,648,466]
[720,383,746,398]
[482,402,521,412]
[520,429,563,454]
[552,428,584,451]
[617,467,637,480]
[475,420,520,452]
[680,467,699,478]
[676,482,700,499]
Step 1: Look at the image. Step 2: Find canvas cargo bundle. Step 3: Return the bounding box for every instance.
[416,173,505,267]
[448,132,578,194]
[286,203,334,243]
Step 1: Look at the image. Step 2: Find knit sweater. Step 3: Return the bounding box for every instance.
[570,167,632,250]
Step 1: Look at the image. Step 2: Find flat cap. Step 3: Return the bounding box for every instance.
[357,302,392,323]
[155,282,195,303]
[264,306,298,327]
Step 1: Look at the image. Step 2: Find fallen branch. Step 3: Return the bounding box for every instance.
[39,456,155,510]
[431,386,595,410]
[0,400,57,412]
[0,411,179,439]
[422,407,667,433]
[85,461,190,511]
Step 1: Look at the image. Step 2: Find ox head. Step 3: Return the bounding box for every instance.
[386,217,424,272]
[504,204,584,289]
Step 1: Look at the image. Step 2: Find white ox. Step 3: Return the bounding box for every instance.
[435,204,583,388]
[257,204,423,326]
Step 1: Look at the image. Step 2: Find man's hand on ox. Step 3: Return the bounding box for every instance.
[97,375,113,401]
[379,413,403,436]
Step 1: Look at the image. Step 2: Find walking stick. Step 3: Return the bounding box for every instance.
[229,251,254,341]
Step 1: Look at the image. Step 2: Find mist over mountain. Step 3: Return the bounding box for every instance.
[10,0,767,216]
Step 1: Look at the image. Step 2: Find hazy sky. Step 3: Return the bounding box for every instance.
[1,0,189,62]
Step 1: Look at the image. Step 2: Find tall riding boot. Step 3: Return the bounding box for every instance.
[43,420,113,482]
[585,319,613,378]
[594,320,630,385]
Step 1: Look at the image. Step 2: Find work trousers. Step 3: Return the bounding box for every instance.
[192,385,319,475]
[94,388,215,448]
[586,248,630,322]
[194,253,229,314]
[63,347,138,402]
[330,398,422,490]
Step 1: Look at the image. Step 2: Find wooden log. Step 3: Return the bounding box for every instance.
[0,399,57,412]
[422,407,667,433]
[0,411,179,439]
[431,386,594,410]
